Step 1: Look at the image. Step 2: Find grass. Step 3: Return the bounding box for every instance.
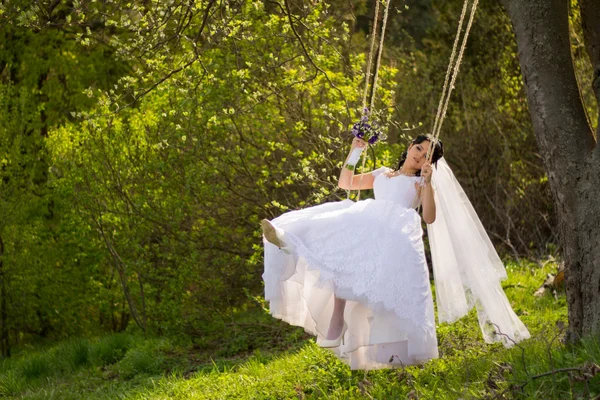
[0,259,598,399]
[92,334,132,366]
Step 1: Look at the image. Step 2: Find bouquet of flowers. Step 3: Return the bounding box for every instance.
[345,109,387,170]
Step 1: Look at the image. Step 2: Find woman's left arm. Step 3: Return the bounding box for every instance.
[420,163,436,224]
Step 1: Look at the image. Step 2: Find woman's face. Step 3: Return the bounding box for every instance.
[405,140,431,170]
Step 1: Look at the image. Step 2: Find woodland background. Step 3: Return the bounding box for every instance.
[0,0,598,398]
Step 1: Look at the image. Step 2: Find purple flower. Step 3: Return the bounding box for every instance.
[349,111,385,145]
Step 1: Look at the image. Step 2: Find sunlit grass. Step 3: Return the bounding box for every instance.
[1,259,597,399]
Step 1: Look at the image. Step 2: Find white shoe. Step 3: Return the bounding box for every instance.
[320,322,348,348]
[261,219,294,254]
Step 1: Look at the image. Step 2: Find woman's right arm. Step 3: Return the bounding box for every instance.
[338,138,375,190]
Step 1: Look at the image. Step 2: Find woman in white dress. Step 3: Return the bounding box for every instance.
[261,135,529,370]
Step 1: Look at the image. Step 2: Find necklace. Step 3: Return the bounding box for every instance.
[386,169,417,178]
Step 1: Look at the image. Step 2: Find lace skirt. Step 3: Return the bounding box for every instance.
[262,199,439,370]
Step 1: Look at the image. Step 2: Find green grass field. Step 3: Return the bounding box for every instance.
[1,259,598,399]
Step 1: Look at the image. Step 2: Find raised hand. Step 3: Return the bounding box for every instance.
[421,162,433,183]
[352,137,367,149]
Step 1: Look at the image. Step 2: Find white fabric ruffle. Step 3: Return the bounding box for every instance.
[262,198,438,370]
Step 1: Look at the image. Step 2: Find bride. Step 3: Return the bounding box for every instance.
[261,135,530,370]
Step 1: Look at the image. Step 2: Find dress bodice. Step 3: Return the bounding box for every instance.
[372,166,421,208]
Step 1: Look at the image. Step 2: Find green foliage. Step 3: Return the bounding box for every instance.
[19,353,51,381]
[1,1,598,398]
[0,370,24,397]
[57,339,92,371]
[40,0,399,337]
[0,24,127,353]
[0,0,595,355]
[114,348,163,379]
[92,334,133,366]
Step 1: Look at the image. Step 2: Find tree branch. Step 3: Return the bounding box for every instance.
[282,0,351,122]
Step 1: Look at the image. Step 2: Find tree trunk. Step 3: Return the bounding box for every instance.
[500,0,600,342]
[95,216,147,333]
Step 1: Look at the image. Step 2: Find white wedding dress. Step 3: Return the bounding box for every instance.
[262,166,438,370]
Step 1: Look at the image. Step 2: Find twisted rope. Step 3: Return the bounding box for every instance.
[369,0,392,112]
[428,0,479,162]
[430,0,469,142]
[356,0,392,201]
[351,0,479,205]
[361,0,382,111]
[411,0,479,210]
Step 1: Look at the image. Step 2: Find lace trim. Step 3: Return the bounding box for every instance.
[275,202,435,335]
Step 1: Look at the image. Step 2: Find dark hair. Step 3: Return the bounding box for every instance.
[394,134,444,175]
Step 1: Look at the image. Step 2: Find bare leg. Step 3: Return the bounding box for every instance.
[325,296,346,340]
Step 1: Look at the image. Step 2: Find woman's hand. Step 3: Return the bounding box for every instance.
[420,161,436,223]
[421,162,433,184]
[351,137,367,149]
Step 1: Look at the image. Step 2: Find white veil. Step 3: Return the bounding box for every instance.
[427,157,530,347]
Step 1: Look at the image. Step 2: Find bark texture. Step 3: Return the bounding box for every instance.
[500,0,600,342]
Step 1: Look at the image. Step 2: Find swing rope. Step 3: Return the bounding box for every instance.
[369,0,392,113]
[350,0,479,203]
[355,0,392,201]
[430,0,470,144]
[413,0,479,209]
[428,0,479,160]
[361,0,382,112]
